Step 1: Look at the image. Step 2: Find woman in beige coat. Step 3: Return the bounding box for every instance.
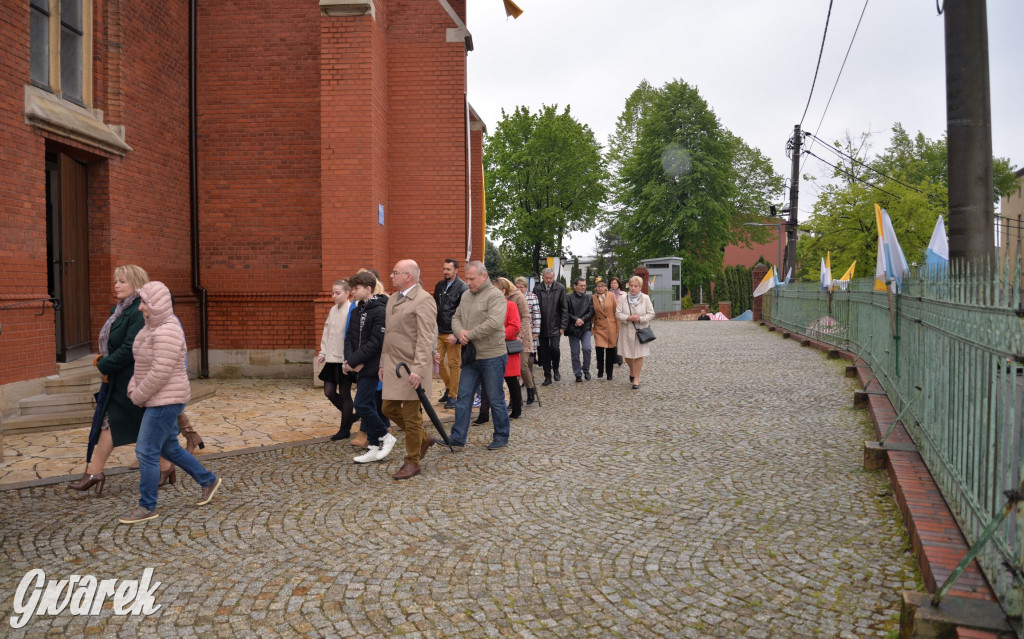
[591,279,619,381]
[615,275,656,390]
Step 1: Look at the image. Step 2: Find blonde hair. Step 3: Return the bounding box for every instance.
[114,265,149,292]
[514,276,529,288]
[357,268,386,295]
[495,277,516,296]
[628,275,643,288]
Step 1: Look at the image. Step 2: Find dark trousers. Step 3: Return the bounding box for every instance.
[537,334,561,378]
[479,376,523,418]
[353,377,388,447]
[596,346,617,379]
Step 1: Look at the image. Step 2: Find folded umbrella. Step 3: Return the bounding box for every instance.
[396,362,454,451]
[85,380,111,464]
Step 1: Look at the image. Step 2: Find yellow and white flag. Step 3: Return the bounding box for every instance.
[753,266,776,297]
[832,261,856,291]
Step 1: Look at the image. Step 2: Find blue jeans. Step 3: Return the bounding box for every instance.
[135,403,217,511]
[568,330,592,377]
[450,354,510,446]
[353,376,388,446]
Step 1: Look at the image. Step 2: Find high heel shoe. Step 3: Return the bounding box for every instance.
[67,472,106,495]
[179,414,205,453]
[158,467,177,488]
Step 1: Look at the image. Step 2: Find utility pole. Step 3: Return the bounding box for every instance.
[785,124,802,277]
[945,0,994,264]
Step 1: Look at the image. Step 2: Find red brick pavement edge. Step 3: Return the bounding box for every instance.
[760,322,998,609]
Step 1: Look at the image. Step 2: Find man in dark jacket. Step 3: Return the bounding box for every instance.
[343,271,394,464]
[533,267,568,385]
[433,259,469,409]
[565,277,594,382]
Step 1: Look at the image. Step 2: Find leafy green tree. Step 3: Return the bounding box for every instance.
[608,79,782,292]
[798,124,1020,281]
[483,238,511,280]
[569,256,581,285]
[484,105,609,276]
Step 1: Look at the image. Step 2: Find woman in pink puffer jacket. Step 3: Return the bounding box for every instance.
[118,281,222,525]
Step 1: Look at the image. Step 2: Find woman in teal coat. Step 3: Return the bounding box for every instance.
[68,265,173,494]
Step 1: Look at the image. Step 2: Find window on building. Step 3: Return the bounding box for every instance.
[29,0,90,106]
[672,264,680,281]
[673,285,680,302]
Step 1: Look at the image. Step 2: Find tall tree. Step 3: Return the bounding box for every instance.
[609,79,782,291]
[797,124,1020,281]
[484,105,609,276]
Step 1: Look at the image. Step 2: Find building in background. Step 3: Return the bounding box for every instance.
[1,1,485,419]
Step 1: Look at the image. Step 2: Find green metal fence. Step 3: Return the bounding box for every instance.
[765,263,1024,618]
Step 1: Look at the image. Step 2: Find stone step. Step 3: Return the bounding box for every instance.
[19,392,95,416]
[57,354,99,377]
[2,410,94,435]
[44,372,102,395]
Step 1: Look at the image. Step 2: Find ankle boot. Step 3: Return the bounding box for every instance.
[179,414,205,453]
[67,472,106,495]
[158,467,177,488]
[526,387,535,405]
[473,411,489,424]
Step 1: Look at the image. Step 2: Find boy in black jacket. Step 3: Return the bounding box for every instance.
[343,272,394,463]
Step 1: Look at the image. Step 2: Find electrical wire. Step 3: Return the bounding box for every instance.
[801,0,870,174]
[803,149,901,199]
[807,132,925,193]
[799,0,834,128]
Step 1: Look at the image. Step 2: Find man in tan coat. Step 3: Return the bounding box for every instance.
[380,259,439,479]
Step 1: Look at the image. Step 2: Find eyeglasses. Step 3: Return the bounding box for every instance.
[391,271,410,276]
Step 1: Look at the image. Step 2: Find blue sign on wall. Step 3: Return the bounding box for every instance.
[378,204,384,225]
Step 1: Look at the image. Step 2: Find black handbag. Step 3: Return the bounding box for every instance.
[635,325,656,344]
[506,339,523,354]
[629,298,656,343]
[461,341,476,366]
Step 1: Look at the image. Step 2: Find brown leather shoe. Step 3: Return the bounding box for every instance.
[392,462,420,480]
[419,435,437,461]
[350,431,368,448]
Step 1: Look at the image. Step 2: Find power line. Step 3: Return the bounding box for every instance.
[799,0,835,128]
[802,149,901,199]
[807,132,925,193]
[801,0,870,175]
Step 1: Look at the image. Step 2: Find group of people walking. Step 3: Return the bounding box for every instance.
[67,259,657,521]
[317,260,658,478]
[67,265,220,525]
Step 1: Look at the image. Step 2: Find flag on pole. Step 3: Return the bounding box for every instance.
[782,267,792,285]
[832,260,856,291]
[503,0,524,18]
[753,266,776,297]
[925,215,949,277]
[873,204,910,293]
[820,253,832,291]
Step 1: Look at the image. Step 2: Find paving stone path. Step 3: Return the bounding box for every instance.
[0,321,919,637]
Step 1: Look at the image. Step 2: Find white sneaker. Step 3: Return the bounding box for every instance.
[375,432,397,460]
[354,446,381,463]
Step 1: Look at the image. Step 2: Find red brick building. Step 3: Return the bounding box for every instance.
[1,0,485,412]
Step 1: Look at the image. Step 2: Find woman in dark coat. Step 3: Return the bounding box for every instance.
[68,265,173,494]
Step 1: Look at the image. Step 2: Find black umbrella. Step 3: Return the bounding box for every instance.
[85,380,111,464]
[395,362,454,451]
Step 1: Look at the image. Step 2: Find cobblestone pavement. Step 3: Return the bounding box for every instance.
[0,321,919,637]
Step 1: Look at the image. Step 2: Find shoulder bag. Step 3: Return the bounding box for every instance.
[629,299,656,344]
[506,339,523,354]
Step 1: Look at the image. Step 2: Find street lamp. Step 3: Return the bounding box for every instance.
[744,204,788,277]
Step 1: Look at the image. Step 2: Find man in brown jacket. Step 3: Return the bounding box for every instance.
[380,259,439,479]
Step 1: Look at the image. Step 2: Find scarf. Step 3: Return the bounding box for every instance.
[627,292,642,306]
[98,293,138,356]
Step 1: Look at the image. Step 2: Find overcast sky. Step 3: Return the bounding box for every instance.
[465,0,1024,256]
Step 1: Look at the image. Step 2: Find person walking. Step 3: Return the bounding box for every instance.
[533,267,567,385]
[497,277,534,405]
[474,286,523,422]
[317,279,353,441]
[380,260,438,480]
[615,276,656,390]
[119,281,221,524]
[591,278,619,381]
[69,265,175,495]
[433,259,468,410]
[448,261,511,450]
[343,271,395,463]
[565,277,594,382]
[515,277,541,404]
